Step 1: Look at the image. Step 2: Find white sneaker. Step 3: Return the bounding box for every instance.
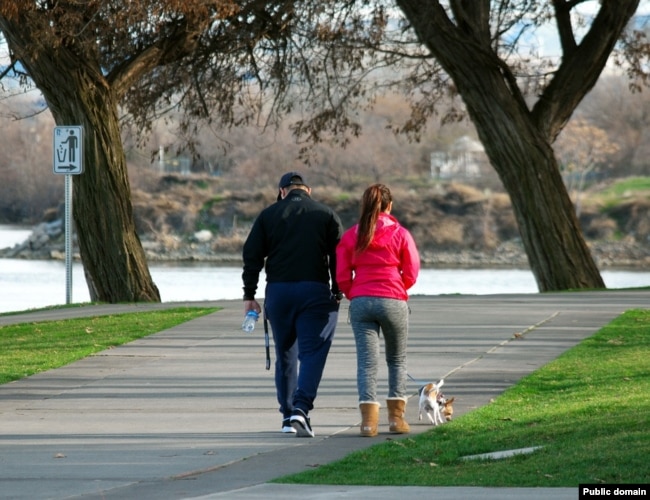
[290,408,315,437]
[282,418,297,433]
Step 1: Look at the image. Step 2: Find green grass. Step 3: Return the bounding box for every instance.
[275,309,650,487]
[0,302,104,318]
[0,306,218,385]
[602,176,650,197]
[591,176,650,209]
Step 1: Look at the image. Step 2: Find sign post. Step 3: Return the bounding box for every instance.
[53,126,84,305]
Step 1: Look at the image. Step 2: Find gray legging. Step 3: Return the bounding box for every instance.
[349,296,409,402]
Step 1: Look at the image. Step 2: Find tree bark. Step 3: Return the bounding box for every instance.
[391,0,642,291]
[69,76,161,303]
[0,24,160,303]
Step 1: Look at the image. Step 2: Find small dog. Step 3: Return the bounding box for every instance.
[440,396,455,421]
[418,379,446,425]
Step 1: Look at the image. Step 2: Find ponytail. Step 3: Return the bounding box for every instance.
[355,184,392,254]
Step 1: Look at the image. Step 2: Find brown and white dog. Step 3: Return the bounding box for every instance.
[417,379,446,425]
[440,396,455,422]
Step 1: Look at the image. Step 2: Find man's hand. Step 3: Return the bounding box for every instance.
[244,299,261,315]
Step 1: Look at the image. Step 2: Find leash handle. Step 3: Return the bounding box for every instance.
[263,310,271,371]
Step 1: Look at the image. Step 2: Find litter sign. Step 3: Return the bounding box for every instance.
[53,126,83,174]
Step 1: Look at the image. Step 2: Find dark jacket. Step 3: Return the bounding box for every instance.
[242,189,343,300]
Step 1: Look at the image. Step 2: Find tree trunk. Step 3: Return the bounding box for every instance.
[2,30,160,303]
[70,83,161,303]
[470,98,605,291]
[394,0,611,291]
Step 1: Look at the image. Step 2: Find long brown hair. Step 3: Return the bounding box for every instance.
[355,184,392,253]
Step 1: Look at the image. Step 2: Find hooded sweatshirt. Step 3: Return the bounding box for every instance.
[336,212,420,301]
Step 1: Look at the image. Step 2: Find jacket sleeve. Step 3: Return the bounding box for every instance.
[327,211,344,294]
[241,215,267,300]
[399,229,420,291]
[335,230,354,297]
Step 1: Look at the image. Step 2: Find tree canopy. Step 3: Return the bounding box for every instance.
[0,1,297,302]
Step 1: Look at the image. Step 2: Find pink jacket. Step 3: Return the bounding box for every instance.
[336,213,420,301]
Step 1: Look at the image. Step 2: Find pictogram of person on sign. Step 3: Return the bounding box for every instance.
[59,130,78,163]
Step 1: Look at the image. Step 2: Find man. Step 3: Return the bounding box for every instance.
[242,172,344,437]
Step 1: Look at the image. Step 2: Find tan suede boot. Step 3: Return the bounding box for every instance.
[386,397,410,434]
[359,402,380,437]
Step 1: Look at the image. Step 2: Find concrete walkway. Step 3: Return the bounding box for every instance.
[1,291,648,499]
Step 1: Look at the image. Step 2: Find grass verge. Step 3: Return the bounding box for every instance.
[275,309,650,487]
[0,306,218,385]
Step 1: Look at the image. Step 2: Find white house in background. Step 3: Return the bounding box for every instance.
[431,135,487,179]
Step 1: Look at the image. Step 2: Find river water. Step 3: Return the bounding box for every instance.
[1,225,648,314]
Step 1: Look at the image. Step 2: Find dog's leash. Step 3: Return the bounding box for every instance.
[263,308,271,371]
[407,373,430,386]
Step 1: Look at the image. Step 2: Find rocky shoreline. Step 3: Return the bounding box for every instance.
[2,221,650,270]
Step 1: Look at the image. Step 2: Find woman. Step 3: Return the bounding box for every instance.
[336,184,420,437]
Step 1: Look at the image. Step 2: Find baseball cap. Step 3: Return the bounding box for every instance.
[278,172,308,189]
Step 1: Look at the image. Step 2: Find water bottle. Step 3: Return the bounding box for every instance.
[241,310,259,333]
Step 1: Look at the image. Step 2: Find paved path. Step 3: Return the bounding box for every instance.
[1,291,648,499]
